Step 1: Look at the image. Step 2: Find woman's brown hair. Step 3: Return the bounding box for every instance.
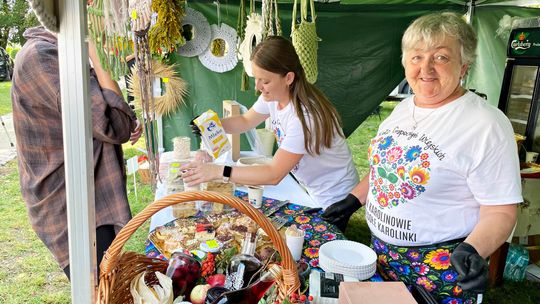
[251,36,344,155]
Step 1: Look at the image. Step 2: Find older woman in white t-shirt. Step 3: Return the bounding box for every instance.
[322,12,522,303]
[181,36,359,231]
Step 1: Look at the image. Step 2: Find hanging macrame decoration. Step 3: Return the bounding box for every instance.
[263,0,282,37]
[238,9,264,77]
[177,7,212,57]
[128,60,188,116]
[130,0,161,188]
[291,0,320,84]
[236,0,249,91]
[28,0,58,32]
[149,0,187,55]
[198,23,239,73]
[129,0,152,32]
[88,0,132,80]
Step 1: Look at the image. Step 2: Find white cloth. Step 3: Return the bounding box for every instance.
[252,96,359,208]
[365,92,523,246]
[149,151,318,232]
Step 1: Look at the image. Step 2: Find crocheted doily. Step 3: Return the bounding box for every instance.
[177,7,212,57]
[198,23,239,73]
[238,13,264,77]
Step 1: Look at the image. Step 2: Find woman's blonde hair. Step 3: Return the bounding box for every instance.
[251,36,344,155]
[401,12,477,66]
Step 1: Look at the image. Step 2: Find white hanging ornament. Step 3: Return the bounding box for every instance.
[198,23,239,73]
[28,0,58,32]
[238,13,264,77]
[177,7,212,57]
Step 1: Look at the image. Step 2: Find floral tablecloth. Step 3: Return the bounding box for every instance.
[145,190,346,269]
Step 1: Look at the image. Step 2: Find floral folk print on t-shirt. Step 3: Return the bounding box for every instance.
[369,135,432,209]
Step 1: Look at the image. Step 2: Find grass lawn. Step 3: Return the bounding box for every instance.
[0,93,539,302]
[0,82,12,116]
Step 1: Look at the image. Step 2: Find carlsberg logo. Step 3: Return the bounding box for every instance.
[511,32,531,54]
[511,40,532,50]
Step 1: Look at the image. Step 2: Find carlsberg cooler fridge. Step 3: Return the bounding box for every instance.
[498,27,540,154]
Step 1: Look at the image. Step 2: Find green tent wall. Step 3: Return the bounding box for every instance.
[160,1,540,152]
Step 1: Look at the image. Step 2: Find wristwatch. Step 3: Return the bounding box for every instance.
[222,165,232,183]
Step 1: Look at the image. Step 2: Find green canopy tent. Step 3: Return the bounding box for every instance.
[25,0,539,301]
[160,0,540,152]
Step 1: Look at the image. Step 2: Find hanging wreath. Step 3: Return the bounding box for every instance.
[177,7,212,57]
[198,23,239,73]
[128,60,188,116]
[238,13,264,77]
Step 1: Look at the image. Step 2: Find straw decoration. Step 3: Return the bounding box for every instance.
[128,60,188,116]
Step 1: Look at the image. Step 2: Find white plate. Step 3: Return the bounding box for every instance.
[319,240,377,268]
[319,261,376,280]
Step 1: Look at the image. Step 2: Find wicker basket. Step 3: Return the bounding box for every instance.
[97,191,300,303]
[138,168,152,185]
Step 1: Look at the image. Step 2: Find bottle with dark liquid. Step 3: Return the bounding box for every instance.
[225,233,263,290]
[221,264,283,304]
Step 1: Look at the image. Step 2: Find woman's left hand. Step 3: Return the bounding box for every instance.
[181,161,223,186]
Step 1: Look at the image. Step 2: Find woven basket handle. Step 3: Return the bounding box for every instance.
[99,191,300,295]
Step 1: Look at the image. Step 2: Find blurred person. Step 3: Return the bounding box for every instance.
[182,36,359,228]
[11,26,142,279]
[321,12,522,303]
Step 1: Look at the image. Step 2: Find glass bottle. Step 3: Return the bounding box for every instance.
[165,249,201,299]
[205,286,230,304]
[225,233,263,290]
[222,264,283,304]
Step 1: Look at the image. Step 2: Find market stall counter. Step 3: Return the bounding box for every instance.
[147,152,348,268]
[142,151,385,303]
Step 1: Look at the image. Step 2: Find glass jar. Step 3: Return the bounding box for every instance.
[165,250,202,299]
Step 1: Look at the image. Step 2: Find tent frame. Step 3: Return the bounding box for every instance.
[48,0,539,302]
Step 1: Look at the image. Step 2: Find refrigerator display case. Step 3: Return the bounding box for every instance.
[498,27,540,154]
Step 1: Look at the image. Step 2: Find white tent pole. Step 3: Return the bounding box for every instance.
[58,0,97,302]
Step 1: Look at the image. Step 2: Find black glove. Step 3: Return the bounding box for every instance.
[450,242,488,294]
[189,115,201,137]
[321,193,361,232]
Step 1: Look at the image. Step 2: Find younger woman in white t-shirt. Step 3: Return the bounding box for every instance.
[182,36,358,229]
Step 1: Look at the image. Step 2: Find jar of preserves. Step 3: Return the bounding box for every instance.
[165,249,202,299]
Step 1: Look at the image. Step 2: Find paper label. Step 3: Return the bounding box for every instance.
[206,240,219,249]
[127,156,138,175]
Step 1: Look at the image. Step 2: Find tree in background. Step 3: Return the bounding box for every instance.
[0,0,39,50]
